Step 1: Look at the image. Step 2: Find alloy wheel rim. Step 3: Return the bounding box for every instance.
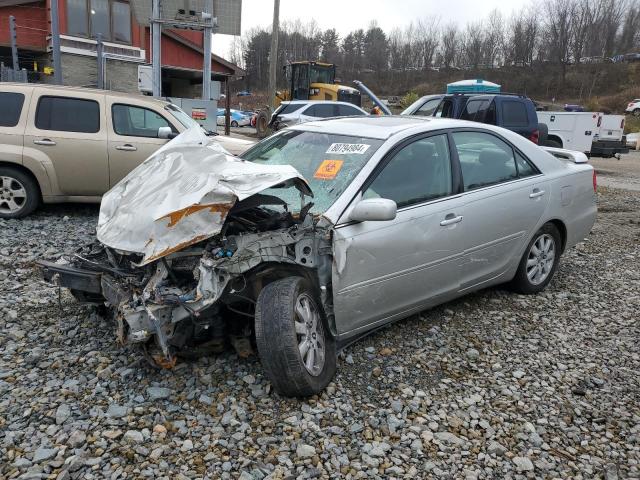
[0,176,27,214]
[526,233,556,285]
[294,293,325,376]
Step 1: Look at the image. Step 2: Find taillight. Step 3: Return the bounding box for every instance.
[597,116,602,127]
[529,129,539,144]
[593,170,597,192]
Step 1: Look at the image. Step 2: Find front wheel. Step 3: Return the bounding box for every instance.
[0,167,40,219]
[231,120,239,127]
[634,109,640,117]
[510,223,561,294]
[255,277,336,397]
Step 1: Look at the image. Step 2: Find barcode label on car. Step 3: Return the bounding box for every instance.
[326,143,371,154]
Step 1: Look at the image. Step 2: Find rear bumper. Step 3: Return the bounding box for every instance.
[590,139,629,157]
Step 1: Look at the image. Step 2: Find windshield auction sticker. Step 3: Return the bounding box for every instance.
[314,160,344,180]
[326,143,371,155]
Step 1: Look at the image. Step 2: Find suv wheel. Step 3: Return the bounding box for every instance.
[0,167,40,219]
[546,139,562,148]
[510,223,561,294]
[255,276,336,397]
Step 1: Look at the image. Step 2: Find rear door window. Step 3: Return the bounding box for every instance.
[112,104,175,137]
[0,92,25,127]
[336,104,363,116]
[460,100,490,122]
[305,104,336,118]
[502,101,529,127]
[35,96,100,133]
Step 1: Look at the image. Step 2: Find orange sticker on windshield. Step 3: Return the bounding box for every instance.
[314,160,344,180]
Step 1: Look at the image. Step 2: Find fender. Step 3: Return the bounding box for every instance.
[22,146,58,197]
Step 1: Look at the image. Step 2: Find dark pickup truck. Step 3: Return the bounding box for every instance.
[402,93,544,145]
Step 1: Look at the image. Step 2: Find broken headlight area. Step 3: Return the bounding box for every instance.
[38,200,333,368]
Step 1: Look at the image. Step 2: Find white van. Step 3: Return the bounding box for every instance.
[591,114,629,157]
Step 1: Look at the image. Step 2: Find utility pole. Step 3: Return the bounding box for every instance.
[9,15,19,71]
[50,0,62,84]
[202,1,213,100]
[267,0,280,110]
[151,0,162,97]
[96,34,104,89]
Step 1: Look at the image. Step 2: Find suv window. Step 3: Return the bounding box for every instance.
[305,104,336,118]
[502,100,529,127]
[434,99,455,118]
[35,96,100,133]
[336,104,362,116]
[0,92,25,127]
[415,98,441,116]
[112,104,175,137]
[452,131,518,190]
[364,134,452,208]
[460,100,490,122]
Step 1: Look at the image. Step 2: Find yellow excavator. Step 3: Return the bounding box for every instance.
[277,61,362,106]
[255,61,389,137]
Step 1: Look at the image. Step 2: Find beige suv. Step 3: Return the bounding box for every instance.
[0,83,254,218]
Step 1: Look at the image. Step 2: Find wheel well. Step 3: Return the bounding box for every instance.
[0,161,43,201]
[548,219,567,253]
[547,135,563,147]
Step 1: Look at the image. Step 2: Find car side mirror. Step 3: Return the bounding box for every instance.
[349,198,397,222]
[158,126,177,139]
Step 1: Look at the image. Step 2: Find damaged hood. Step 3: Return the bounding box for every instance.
[97,127,311,265]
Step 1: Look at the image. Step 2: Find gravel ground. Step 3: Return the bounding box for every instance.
[1,187,639,480]
[591,150,640,191]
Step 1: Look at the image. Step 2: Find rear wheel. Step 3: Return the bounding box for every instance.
[231,120,239,127]
[510,223,561,294]
[0,167,40,219]
[255,277,336,397]
[634,109,640,117]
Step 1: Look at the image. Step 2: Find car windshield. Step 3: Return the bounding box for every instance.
[242,130,383,214]
[165,104,200,130]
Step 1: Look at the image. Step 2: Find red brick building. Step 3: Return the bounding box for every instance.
[0,0,243,96]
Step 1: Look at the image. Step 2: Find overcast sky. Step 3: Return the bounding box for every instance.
[212,0,531,57]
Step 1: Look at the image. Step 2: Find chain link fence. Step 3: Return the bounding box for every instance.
[1,63,28,83]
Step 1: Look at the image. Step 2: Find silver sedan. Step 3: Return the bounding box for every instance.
[39,116,597,397]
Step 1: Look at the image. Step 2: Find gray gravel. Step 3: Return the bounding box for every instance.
[1,189,639,479]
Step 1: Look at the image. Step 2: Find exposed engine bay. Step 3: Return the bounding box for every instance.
[42,198,333,367]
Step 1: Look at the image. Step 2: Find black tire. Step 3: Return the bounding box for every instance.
[510,223,561,294]
[546,138,562,148]
[255,276,336,397]
[0,167,40,219]
[231,120,239,127]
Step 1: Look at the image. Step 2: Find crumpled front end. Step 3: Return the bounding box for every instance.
[38,127,335,366]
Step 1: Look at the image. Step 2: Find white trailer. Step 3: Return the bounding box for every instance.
[537,111,599,154]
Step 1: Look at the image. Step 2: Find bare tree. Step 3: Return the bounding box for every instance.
[462,20,485,68]
[483,9,504,67]
[543,0,574,80]
[440,23,460,68]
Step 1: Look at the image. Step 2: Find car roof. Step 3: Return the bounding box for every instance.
[1,82,170,106]
[288,115,475,139]
[281,100,363,107]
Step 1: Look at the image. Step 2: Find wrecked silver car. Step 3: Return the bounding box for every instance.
[39,117,597,397]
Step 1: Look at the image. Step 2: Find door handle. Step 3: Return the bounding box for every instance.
[529,189,545,199]
[34,139,56,146]
[440,215,463,226]
[115,144,137,151]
